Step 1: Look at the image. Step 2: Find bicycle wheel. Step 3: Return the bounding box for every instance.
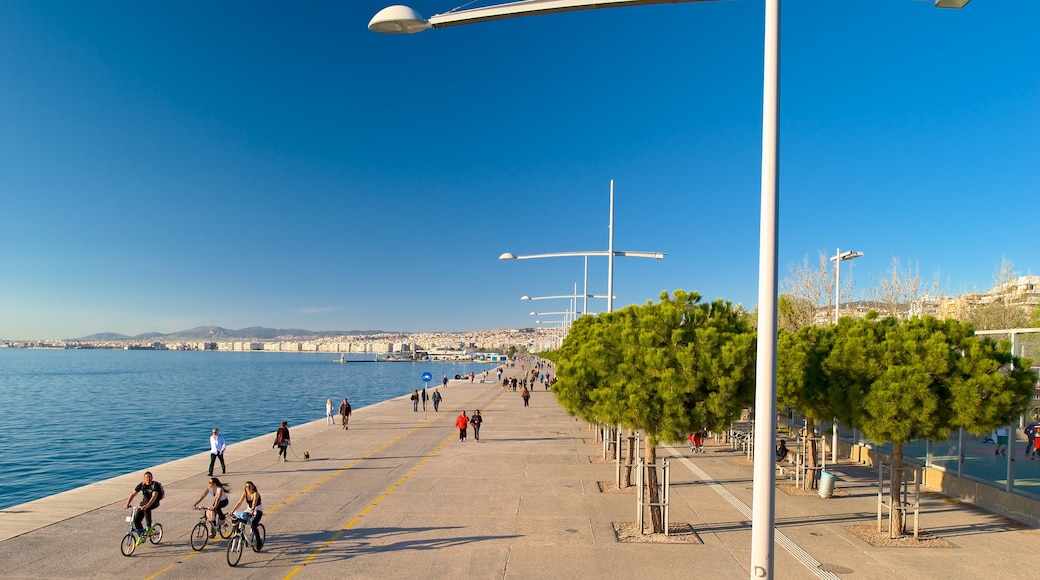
[120,533,136,557]
[149,523,163,544]
[226,536,243,567]
[218,517,233,539]
[190,522,209,551]
[252,523,265,553]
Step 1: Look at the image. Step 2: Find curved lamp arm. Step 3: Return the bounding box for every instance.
[370,0,714,34]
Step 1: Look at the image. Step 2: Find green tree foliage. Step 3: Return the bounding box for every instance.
[553,290,756,532]
[820,313,1035,534]
[777,324,841,487]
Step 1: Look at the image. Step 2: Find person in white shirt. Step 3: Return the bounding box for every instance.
[208,428,227,476]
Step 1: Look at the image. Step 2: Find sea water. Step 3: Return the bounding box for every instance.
[0,348,491,510]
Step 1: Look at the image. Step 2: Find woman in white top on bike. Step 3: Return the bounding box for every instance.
[192,477,230,537]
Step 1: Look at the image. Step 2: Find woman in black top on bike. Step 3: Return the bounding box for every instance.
[230,481,264,547]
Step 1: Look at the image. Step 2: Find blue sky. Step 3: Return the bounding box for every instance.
[1,1,1036,340]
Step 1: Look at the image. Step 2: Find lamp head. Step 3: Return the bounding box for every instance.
[521,296,531,301]
[369,5,431,34]
[529,312,537,316]
[934,0,969,8]
[498,252,516,260]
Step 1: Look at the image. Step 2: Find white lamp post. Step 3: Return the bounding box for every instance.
[534,318,568,349]
[500,180,665,316]
[830,249,864,323]
[370,1,967,576]
[522,288,607,334]
[504,249,663,316]
[828,248,863,464]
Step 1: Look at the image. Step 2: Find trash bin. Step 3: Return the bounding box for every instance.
[818,471,836,498]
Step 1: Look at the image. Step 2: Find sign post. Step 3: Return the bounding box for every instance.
[421,372,432,417]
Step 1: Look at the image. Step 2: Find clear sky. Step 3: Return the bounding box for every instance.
[1,1,1036,340]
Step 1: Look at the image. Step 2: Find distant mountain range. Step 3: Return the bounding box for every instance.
[75,326,393,342]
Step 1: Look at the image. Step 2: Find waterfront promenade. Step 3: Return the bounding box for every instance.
[0,368,1037,579]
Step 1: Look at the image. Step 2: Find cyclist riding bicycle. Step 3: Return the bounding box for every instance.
[193,477,230,538]
[229,481,264,549]
[123,471,161,536]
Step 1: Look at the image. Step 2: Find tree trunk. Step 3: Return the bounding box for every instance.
[645,438,664,533]
[623,430,636,488]
[891,442,906,537]
[803,417,819,490]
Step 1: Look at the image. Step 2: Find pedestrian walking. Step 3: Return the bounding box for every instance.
[273,421,290,462]
[995,425,1009,456]
[411,390,419,411]
[521,386,530,407]
[455,410,469,442]
[208,428,227,476]
[442,375,448,389]
[339,397,352,429]
[470,371,475,383]
[326,398,334,426]
[421,387,428,411]
[1026,419,1039,459]
[471,409,483,441]
[432,389,442,412]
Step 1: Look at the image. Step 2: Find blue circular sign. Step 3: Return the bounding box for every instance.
[421,372,433,383]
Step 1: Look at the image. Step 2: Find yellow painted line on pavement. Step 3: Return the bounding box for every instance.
[283,389,507,579]
[283,434,456,579]
[146,387,502,579]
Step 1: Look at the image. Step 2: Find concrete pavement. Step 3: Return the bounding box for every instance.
[0,367,1037,579]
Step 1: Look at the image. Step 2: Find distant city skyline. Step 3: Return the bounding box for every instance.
[1,1,1036,340]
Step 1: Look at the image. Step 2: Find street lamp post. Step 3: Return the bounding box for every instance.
[500,180,665,316]
[522,290,608,335]
[828,248,863,464]
[533,318,568,349]
[830,249,864,323]
[370,1,967,576]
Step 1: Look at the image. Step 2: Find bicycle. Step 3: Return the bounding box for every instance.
[190,506,232,551]
[226,511,265,567]
[119,507,163,556]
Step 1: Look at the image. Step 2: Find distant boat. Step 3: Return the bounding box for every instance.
[331,354,346,363]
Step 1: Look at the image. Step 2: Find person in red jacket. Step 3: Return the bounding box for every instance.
[455,411,469,442]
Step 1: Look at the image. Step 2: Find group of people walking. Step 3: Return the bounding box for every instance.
[326,397,353,428]
[410,388,443,412]
[455,409,483,441]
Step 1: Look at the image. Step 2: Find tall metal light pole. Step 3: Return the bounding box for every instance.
[831,249,864,323]
[500,180,665,316]
[828,248,863,464]
[370,1,968,576]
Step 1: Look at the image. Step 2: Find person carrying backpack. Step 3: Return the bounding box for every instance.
[124,471,162,538]
[273,421,291,462]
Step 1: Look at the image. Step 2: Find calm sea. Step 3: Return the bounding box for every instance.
[0,348,490,510]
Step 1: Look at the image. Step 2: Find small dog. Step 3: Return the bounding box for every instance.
[303,451,310,461]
